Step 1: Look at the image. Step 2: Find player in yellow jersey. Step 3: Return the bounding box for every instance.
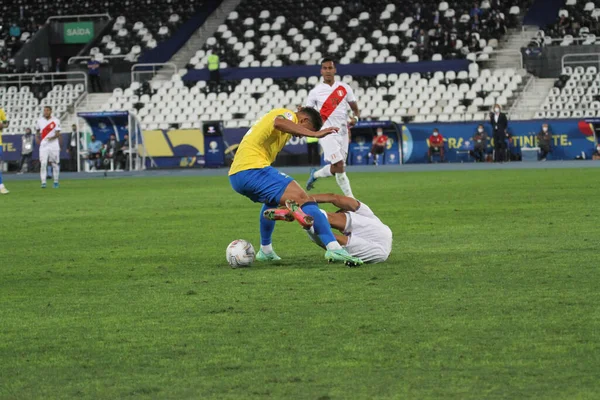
[0,107,9,194]
[229,107,363,266]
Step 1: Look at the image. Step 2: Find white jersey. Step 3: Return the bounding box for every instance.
[343,202,393,263]
[36,116,61,150]
[305,80,356,135]
[306,202,393,264]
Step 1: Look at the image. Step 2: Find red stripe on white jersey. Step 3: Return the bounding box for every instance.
[319,85,347,122]
[41,121,57,141]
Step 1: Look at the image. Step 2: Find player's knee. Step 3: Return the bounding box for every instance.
[331,161,344,174]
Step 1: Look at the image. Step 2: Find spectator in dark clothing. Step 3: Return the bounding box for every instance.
[103,133,121,169]
[536,123,553,161]
[490,104,509,162]
[87,55,102,92]
[54,58,64,73]
[67,124,80,171]
[470,124,488,162]
[119,133,131,170]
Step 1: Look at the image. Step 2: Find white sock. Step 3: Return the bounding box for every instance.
[326,241,342,251]
[0,184,5,189]
[261,244,273,254]
[40,162,47,184]
[335,172,354,198]
[52,163,60,183]
[314,165,333,179]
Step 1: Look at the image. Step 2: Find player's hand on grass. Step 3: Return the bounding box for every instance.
[315,127,339,138]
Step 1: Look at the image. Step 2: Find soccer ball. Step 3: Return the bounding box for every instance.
[226,239,255,268]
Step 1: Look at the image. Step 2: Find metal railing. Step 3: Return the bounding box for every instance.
[0,71,87,90]
[47,13,111,23]
[561,53,600,72]
[0,71,88,122]
[475,49,524,69]
[509,74,535,118]
[131,63,178,85]
[67,55,128,65]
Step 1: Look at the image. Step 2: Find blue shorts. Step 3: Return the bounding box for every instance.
[229,166,294,207]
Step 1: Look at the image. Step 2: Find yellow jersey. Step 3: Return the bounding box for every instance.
[0,108,6,145]
[229,108,295,175]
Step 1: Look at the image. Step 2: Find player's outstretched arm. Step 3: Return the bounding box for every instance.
[311,193,360,212]
[273,116,338,138]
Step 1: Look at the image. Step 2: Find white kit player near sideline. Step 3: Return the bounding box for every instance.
[304,58,361,198]
[36,106,62,189]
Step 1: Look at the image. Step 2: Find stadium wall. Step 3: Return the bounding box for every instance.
[182,60,471,82]
[401,119,597,163]
[522,0,565,28]
[523,45,600,78]
[2,119,595,167]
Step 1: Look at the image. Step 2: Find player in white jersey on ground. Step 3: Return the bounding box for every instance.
[305,58,361,198]
[36,106,62,189]
[264,193,393,264]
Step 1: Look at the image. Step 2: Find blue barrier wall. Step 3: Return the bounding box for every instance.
[523,0,565,28]
[402,119,596,163]
[4,119,594,166]
[183,60,471,82]
[138,0,222,65]
[1,134,70,161]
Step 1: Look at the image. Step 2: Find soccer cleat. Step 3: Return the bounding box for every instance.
[285,200,314,229]
[306,168,318,191]
[53,182,60,189]
[325,249,364,267]
[256,249,282,262]
[263,207,294,222]
[0,187,9,195]
[41,183,47,189]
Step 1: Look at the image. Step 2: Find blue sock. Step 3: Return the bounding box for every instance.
[301,202,336,246]
[260,204,275,246]
[0,170,3,185]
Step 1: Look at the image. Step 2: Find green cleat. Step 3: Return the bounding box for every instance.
[325,249,363,267]
[256,249,282,262]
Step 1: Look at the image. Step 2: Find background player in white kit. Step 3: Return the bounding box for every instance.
[304,58,361,198]
[36,106,62,189]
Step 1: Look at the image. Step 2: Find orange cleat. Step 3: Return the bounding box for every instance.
[285,200,314,229]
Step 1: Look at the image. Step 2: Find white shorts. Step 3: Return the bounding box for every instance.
[39,146,60,164]
[320,129,349,164]
[343,203,393,264]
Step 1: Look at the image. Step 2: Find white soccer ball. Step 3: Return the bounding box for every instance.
[226,239,255,268]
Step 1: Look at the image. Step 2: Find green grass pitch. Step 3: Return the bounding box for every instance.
[1,168,599,399]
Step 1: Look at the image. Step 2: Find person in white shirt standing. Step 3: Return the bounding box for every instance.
[304,58,361,198]
[35,106,62,189]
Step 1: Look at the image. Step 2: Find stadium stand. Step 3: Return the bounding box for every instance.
[81,0,205,63]
[527,1,600,47]
[187,0,532,69]
[0,4,42,62]
[105,62,525,127]
[534,66,600,119]
[0,74,86,135]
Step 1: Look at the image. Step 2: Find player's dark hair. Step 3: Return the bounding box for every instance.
[300,107,323,131]
[320,57,335,66]
[44,106,52,111]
